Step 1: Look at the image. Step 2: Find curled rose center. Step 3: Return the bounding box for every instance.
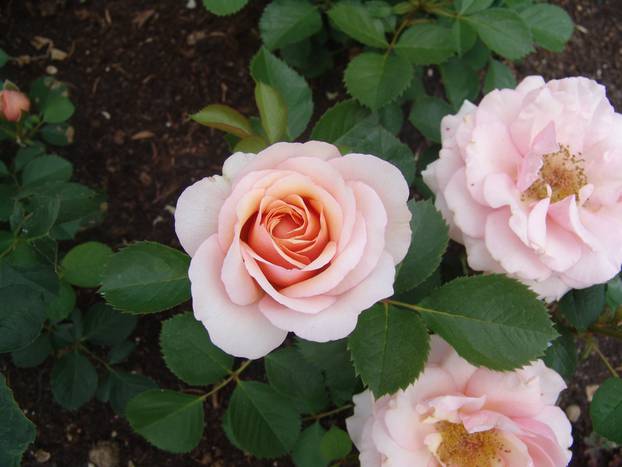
[522,144,588,203]
[434,422,506,467]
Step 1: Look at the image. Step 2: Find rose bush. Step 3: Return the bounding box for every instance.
[175,141,411,358]
[423,76,622,301]
[347,335,572,466]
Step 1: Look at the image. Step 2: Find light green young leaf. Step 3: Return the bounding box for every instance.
[260,0,322,50]
[255,81,288,143]
[190,104,253,138]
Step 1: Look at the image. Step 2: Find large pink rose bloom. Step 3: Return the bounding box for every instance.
[175,141,411,358]
[423,76,622,301]
[347,336,572,466]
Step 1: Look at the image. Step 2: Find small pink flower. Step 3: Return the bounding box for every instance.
[0,90,30,122]
[346,336,572,467]
[175,141,411,358]
[423,76,622,301]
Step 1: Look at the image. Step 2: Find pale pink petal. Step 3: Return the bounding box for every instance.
[258,253,395,341]
[175,175,230,256]
[188,235,286,359]
[331,154,411,263]
[498,432,535,466]
[444,169,489,238]
[534,407,573,450]
[222,152,256,180]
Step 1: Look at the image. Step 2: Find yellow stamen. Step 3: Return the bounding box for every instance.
[436,422,506,467]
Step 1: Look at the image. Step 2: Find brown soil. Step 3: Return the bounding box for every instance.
[1,0,621,465]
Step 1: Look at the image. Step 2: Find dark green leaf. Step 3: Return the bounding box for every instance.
[395,24,455,65]
[456,0,493,14]
[543,330,577,381]
[84,303,138,346]
[409,96,452,143]
[100,242,191,314]
[310,99,370,143]
[265,347,329,414]
[0,285,47,353]
[21,195,61,239]
[14,145,44,171]
[377,102,403,134]
[465,8,533,59]
[320,426,352,463]
[260,0,322,50]
[250,48,313,140]
[42,92,75,124]
[61,241,113,288]
[225,381,301,458]
[127,389,204,453]
[0,373,36,462]
[591,378,622,444]
[0,49,8,68]
[349,303,429,396]
[11,333,51,368]
[520,4,573,52]
[327,2,388,48]
[420,275,557,370]
[440,57,480,110]
[344,52,412,110]
[160,312,233,386]
[202,0,248,15]
[51,351,98,410]
[483,59,517,93]
[46,280,75,322]
[292,422,327,467]
[40,124,74,146]
[104,371,158,415]
[606,276,622,311]
[559,285,606,331]
[190,104,253,138]
[108,340,136,364]
[21,155,72,187]
[395,199,449,294]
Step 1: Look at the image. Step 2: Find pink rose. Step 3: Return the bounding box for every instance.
[423,76,622,301]
[175,141,411,358]
[0,90,30,122]
[346,336,572,466]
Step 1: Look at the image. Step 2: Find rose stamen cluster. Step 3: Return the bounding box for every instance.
[433,421,505,466]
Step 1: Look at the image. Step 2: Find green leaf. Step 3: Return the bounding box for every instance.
[348,303,429,396]
[100,242,191,314]
[327,2,388,48]
[21,195,61,239]
[84,303,138,346]
[483,59,517,93]
[0,49,9,68]
[591,378,622,443]
[377,102,403,134]
[456,0,493,14]
[296,338,359,405]
[255,81,288,143]
[127,389,204,453]
[202,0,248,15]
[606,276,622,311]
[265,347,329,414]
[11,333,51,368]
[0,161,8,178]
[0,373,36,462]
[395,24,455,65]
[292,422,327,467]
[61,241,113,288]
[102,371,158,415]
[559,285,606,331]
[452,20,477,56]
[334,116,416,184]
[420,274,557,370]
[190,104,253,138]
[465,8,533,60]
[160,312,233,386]
[233,135,268,153]
[22,154,72,187]
[409,95,452,143]
[320,426,352,463]
[225,381,301,458]
[0,285,47,353]
[440,57,480,110]
[14,145,45,171]
[520,4,573,52]
[395,200,449,294]
[40,124,74,146]
[51,351,98,410]
[543,330,577,381]
[463,41,491,72]
[108,340,136,364]
[260,0,322,50]
[310,99,370,143]
[344,52,412,110]
[250,48,313,140]
[42,92,75,124]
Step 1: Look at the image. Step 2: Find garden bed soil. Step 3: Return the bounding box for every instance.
[1,0,622,465]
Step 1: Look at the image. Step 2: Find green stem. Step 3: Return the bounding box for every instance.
[202,359,252,400]
[303,404,353,422]
[592,343,619,378]
[590,325,622,341]
[78,343,116,373]
[386,299,431,314]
